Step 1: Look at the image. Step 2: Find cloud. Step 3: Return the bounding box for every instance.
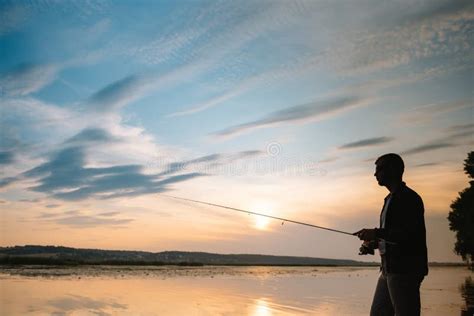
[318,157,339,164]
[156,150,264,177]
[0,93,210,199]
[0,63,59,96]
[84,64,206,114]
[443,123,474,143]
[157,154,221,176]
[328,1,474,74]
[212,95,370,139]
[64,128,116,145]
[19,198,41,203]
[448,122,474,132]
[399,99,472,124]
[64,210,81,216]
[414,162,439,168]
[0,96,174,174]
[0,98,79,146]
[94,2,325,118]
[54,215,134,228]
[38,212,59,219]
[0,4,30,36]
[98,211,120,217]
[86,75,149,113]
[0,177,17,188]
[22,145,205,201]
[168,89,244,117]
[231,150,264,160]
[400,142,454,156]
[397,0,473,24]
[338,137,394,150]
[0,151,14,165]
[35,209,132,228]
[129,28,205,65]
[167,55,322,117]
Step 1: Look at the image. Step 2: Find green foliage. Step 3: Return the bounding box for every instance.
[448,152,474,269]
[465,152,474,179]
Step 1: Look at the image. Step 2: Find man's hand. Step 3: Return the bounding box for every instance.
[353,228,377,241]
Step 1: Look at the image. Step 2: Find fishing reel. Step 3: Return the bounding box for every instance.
[359,243,375,255]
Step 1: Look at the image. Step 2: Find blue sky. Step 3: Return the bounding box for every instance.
[0,0,473,261]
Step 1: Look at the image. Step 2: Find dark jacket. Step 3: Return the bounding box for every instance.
[375,182,428,275]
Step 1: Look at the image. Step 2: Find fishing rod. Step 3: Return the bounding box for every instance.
[162,194,354,237]
[161,195,397,253]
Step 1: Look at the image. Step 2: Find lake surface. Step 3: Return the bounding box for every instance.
[0,266,472,315]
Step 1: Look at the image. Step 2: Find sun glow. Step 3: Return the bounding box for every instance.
[250,201,275,230]
[254,215,271,230]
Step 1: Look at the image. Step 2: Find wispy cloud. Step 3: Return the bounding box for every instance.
[0,177,17,188]
[318,157,339,164]
[0,151,14,165]
[0,63,59,96]
[211,96,370,139]
[329,1,474,74]
[55,215,134,228]
[338,137,394,150]
[414,162,440,168]
[84,60,210,115]
[64,128,117,145]
[98,211,120,217]
[21,145,205,201]
[106,2,325,118]
[399,99,472,124]
[0,96,172,173]
[129,28,205,65]
[448,123,474,132]
[156,150,264,177]
[86,75,149,113]
[168,54,322,117]
[444,123,474,142]
[400,142,454,156]
[0,4,30,36]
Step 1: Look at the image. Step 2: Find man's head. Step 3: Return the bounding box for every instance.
[374,153,404,187]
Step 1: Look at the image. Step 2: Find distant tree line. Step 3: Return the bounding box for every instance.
[0,256,204,266]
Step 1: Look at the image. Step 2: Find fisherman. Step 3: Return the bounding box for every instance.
[355,153,428,316]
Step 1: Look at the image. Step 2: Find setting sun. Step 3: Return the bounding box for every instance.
[249,201,276,230]
[254,215,271,230]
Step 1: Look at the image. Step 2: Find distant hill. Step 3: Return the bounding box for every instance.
[0,245,378,266]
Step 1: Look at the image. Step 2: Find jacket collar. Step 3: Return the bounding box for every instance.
[385,181,406,200]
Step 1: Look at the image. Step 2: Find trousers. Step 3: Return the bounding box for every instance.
[370,272,424,316]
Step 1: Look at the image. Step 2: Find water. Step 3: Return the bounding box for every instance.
[0,266,472,315]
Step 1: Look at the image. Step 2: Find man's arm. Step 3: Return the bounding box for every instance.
[375,194,424,244]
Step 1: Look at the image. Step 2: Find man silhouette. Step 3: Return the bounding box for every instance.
[355,153,428,316]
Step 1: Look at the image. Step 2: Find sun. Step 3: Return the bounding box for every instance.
[254,215,271,230]
[250,201,274,230]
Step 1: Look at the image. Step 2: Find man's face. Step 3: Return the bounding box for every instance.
[374,160,390,186]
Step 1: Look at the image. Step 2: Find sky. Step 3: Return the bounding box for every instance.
[0,0,473,262]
